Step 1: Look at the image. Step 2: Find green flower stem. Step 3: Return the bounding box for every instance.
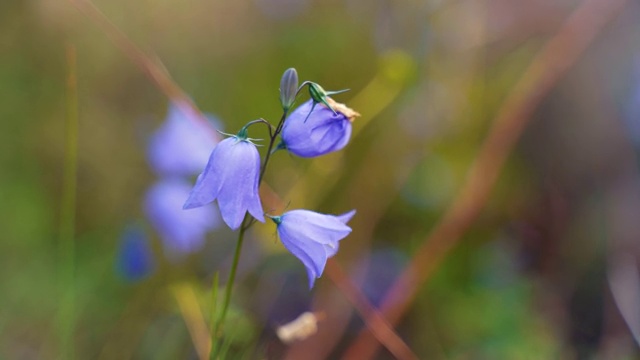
[212,109,288,358]
[241,118,274,139]
[211,215,248,359]
[259,110,288,183]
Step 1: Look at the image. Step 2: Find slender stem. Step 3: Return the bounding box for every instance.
[242,118,274,138]
[212,108,289,357]
[208,272,219,345]
[58,43,78,360]
[259,110,288,183]
[212,216,247,358]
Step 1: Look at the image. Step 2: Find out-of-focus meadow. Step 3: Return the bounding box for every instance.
[3,0,640,358]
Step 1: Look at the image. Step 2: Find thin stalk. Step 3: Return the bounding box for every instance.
[211,109,288,358]
[259,110,288,183]
[207,272,219,359]
[58,43,78,360]
[211,216,248,359]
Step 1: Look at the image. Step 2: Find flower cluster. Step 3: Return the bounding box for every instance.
[185,68,360,288]
[146,102,222,258]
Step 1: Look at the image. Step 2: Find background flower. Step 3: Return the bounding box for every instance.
[147,102,220,176]
[145,178,220,258]
[115,225,155,282]
[143,102,222,258]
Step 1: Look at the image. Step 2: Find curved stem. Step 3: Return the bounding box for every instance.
[212,109,289,357]
[242,118,274,138]
[211,215,248,359]
[259,110,288,183]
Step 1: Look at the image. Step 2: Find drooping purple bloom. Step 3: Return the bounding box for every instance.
[116,226,155,281]
[145,178,220,258]
[148,102,220,176]
[272,209,356,288]
[279,99,359,158]
[183,135,265,230]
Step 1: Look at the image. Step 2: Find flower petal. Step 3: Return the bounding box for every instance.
[282,210,352,244]
[216,140,263,229]
[276,209,354,288]
[281,100,353,158]
[278,226,325,288]
[335,209,356,224]
[183,138,234,209]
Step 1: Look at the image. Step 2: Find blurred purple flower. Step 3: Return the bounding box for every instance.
[116,226,154,282]
[145,178,220,258]
[184,135,265,230]
[279,99,359,158]
[271,209,355,288]
[148,102,220,176]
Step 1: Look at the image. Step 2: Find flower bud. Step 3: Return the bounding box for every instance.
[304,82,350,122]
[279,68,299,112]
[278,98,360,158]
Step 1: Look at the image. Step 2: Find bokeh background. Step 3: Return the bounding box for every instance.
[3,0,640,358]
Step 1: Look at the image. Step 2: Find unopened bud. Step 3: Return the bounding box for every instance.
[279,68,299,112]
[304,82,350,122]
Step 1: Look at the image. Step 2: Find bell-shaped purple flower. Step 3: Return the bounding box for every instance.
[148,102,220,176]
[183,135,265,230]
[279,98,360,158]
[272,209,356,288]
[145,179,220,258]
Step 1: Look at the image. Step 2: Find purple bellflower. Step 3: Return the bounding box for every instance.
[271,209,356,288]
[145,178,220,258]
[148,102,220,176]
[278,98,360,158]
[183,132,265,230]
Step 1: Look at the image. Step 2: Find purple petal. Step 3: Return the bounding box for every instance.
[281,100,352,158]
[282,210,351,244]
[278,228,325,288]
[183,138,233,209]
[277,209,353,288]
[335,209,356,224]
[185,137,264,230]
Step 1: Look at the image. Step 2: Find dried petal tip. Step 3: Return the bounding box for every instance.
[308,83,343,113]
[280,68,299,111]
[326,97,360,122]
